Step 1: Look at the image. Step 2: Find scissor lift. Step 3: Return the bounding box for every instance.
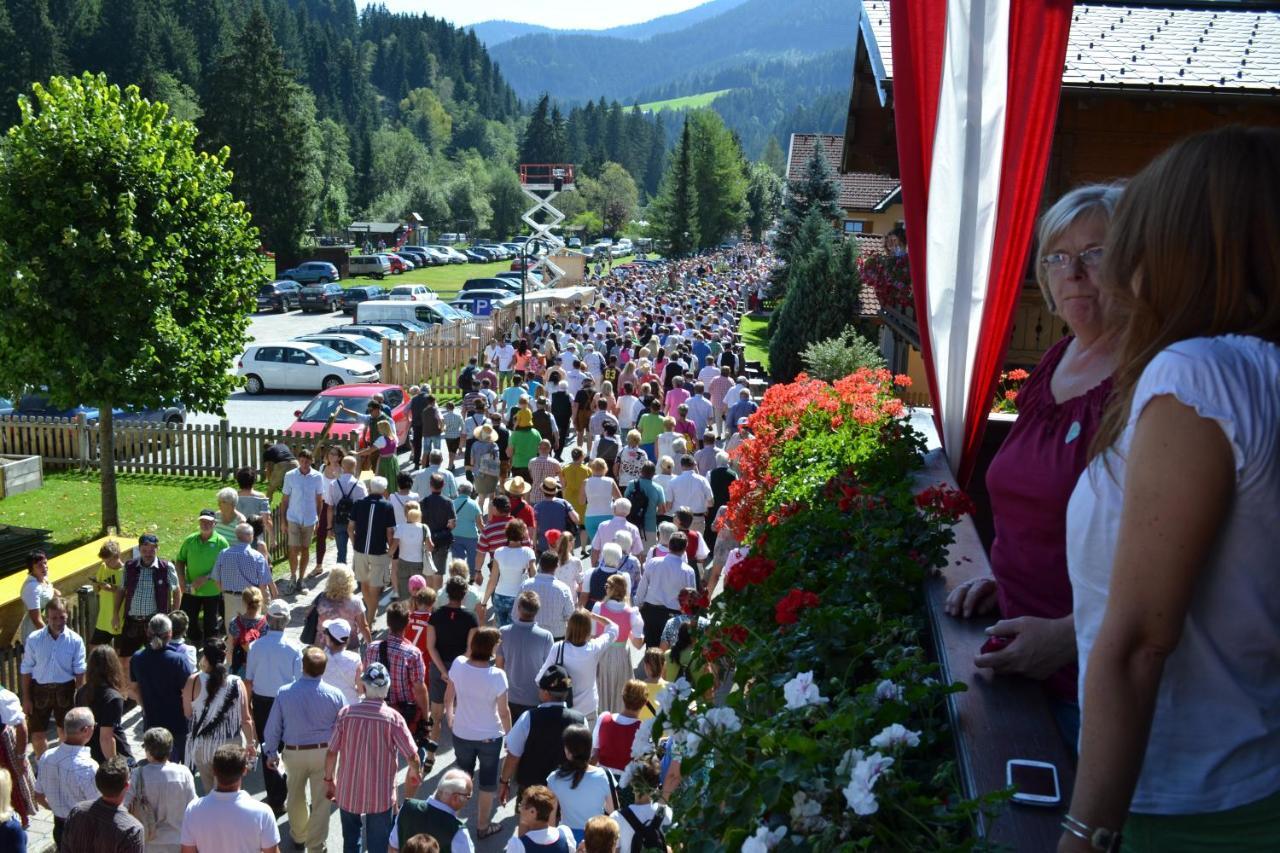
[517,164,575,288]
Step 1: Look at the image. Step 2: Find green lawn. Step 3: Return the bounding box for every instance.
[0,472,286,569]
[637,89,732,112]
[357,259,515,300]
[740,313,771,370]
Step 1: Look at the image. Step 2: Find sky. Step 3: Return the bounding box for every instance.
[359,0,709,30]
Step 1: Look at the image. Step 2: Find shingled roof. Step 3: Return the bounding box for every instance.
[861,1,1280,93]
[786,133,901,211]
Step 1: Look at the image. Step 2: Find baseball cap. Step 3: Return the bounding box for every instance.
[408,575,428,594]
[139,533,159,545]
[538,664,572,692]
[322,618,351,642]
[363,662,391,687]
[198,509,217,522]
[265,599,290,619]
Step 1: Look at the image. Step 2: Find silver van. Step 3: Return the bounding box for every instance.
[356,299,470,328]
[348,255,392,279]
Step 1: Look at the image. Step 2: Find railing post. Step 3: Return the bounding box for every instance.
[76,412,89,472]
[219,418,231,480]
[75,584,95,638]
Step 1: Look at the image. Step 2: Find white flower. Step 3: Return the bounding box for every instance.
[783,671,829,710]
[741,824,788,852]
[874,679,904,703]
[671,727,702,757]
[843,752,894,816]
[836,748,864,778]
[869,723,921,750]
[656,677,693,714]
[631,718,657,759]
[789,790,828,832]
[699,706,743,735]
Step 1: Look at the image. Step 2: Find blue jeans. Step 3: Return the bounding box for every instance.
[451,536,478,567]
[452,735,503,791]
[340,806,394,853]
[491,593,515,628]
[334,525,351,564]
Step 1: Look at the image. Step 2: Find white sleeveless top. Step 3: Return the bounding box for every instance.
[1067,336,1280,814]
[323,648,362,705]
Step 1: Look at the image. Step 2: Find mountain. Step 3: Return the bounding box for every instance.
[488,0,857,103]
[468,0,749,47]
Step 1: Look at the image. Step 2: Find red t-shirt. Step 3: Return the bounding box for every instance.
[984,337,1112,702]
[405,610,432,660]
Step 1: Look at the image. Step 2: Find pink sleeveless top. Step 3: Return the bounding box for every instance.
[595,601,634,643]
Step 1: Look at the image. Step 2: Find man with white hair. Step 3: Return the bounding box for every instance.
[326,663,423,853]
[589,498,644,565]
[245,599,301,817]
[667,455,715,534]
[412,448,458,500]
[388,768,475,853]
[129,614,194,762]
[34,705,98,846]
[212,523,276,621]
[348,475,397,623]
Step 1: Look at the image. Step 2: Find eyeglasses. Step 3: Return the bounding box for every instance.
[1041,246,1104,273]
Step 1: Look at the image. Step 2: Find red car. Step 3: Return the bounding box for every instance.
[378,253,412,274]
[287,383,410,449]
[510,257,537,272]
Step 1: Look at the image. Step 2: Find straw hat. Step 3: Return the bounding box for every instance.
[503,476,531,496]
[474,424,498,442]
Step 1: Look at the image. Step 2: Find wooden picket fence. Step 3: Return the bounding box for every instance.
[0,416,358,478]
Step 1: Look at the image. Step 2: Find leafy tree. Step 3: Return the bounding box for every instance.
[745,161,784,241]
[488,166,526,240]
[688,109,748,248]
[801,326,885,382]
[580,161,639,236]
[0,73,259,530]
[652,118,699,256]
[200,8,322,255]
[399,87,453,154]
[315,118,354,235]
[768,209,866,381]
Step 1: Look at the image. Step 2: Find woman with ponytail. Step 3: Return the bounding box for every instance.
[545,724,616,844]
[181,637,256,792]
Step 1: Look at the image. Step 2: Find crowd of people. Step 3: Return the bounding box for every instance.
[0,243,773,853]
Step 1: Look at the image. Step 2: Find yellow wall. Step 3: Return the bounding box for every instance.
[842,201,903,237]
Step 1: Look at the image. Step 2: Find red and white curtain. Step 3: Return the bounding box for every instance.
[889,0,1073,484]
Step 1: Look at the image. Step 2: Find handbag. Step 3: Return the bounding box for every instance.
[129,764,160,841]
[299,601,320,645]
[555,641,574,709]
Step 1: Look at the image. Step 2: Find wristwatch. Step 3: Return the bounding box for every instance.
[1062,815,1120,852]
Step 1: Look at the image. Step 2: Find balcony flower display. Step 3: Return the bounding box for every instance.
[860,251,914,312]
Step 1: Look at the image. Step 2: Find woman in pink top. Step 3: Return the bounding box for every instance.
[591,574,645,714]
[945,184,1122,748]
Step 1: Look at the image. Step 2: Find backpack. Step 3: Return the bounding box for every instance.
[333,479,357,526]
[231,616,264,673]
[625,480,649,528]
[477,443,502,477]
[618,806,667,852]
[457,365,477,393]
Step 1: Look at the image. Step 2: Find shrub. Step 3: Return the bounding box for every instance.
[631,369,1001,851]
[800,327,885,382]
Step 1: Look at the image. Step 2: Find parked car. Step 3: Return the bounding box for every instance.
[387,284,435,302]
[509,257,537,272]
[348,255,392,280]
[403,246,444,266]
[450,292,518,317]
[567,236,582,248]
[15,393,186,425]
[479,244,512,260]
[286,383,410,448]
[280,261,339,284]
[257,280,302,313]
[377,253,412,274]
[292,333,382,370]
[462,277,521,295]
[237,341,379,394]
[339,285,386,316]
[362,318,432,336]
[322,324,405,344]
[298,283,344,313]
[0,397,13,417]
[463,249,491,263]
[395,248,429,267]
[494,270,543,286]
[429,245,468,264]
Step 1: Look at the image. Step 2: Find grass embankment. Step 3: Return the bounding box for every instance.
[638,89,732,112]
[740,313,771,371]
[0,472,287,569]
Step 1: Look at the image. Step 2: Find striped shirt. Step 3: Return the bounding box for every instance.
[211,543,272,592]
[327,699,416,814]
[478,515,513,554]
[362,635,425,707]
[35,743,99,818]
[526,456,563,504]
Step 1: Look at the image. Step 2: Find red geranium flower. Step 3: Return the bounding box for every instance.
[915,484,976,520]
[725,624,749,644]
[774,589,821,626]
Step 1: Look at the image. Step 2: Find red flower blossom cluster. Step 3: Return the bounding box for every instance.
[775,589,822,626]
[860,251,914,311]
[993,367,1032,413]
[725,624,749,644]
[703,640,729,662]
[915,484,976,520]
[680,589,711,616]
[724,555,776,593]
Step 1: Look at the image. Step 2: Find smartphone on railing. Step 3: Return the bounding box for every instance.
[1006,759,1061,806]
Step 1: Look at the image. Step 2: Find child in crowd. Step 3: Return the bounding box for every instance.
[227,587,266,676]
[168,610,198,668]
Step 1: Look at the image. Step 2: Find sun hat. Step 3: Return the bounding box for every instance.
[538,664,572,692]
[504,476,531,496]
[362,662,390,687]
[322,618,351,642]
[540,477,560,496]
[197,510,217,522]
[474,424,498,442]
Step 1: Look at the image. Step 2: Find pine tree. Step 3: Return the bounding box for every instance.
[768,209,866,381]
[200,8,323,255]
[770,142,841,296]
[762,136,787,176]
[687,109,748,248]
[653,119,699,256]
[519,94,555,164]
[745,161,784,241]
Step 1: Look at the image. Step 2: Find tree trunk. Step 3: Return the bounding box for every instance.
[99,405,120,534]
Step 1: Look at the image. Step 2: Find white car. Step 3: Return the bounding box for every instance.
[387,284,435,302]
[429,245,468,264]
[237,341,380,394]
[291,333,382,371]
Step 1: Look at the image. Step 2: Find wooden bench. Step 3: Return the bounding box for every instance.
[0,534,119,645]
[917,450,1076,851]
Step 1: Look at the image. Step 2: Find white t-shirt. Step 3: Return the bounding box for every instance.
[447,658,508,741]
[0,687,23,726]
[282,467,325,526]
[388,491,420,527]
[492,546,535,597]
[611,803,674,852]
[180,789,280,853]
[1067,336,1280,815]
[394,522,429,564]
[555,558,585,600]
[504,825,576,853]
[546,765,612,830]
[584,476,616,517]
[536,622,618,716]
[496,344,516,371]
